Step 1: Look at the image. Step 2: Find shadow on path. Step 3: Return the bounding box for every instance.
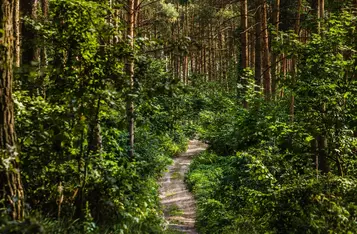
[159,140,207,234]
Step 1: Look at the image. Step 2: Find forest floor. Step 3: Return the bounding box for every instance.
[159,140,207,234]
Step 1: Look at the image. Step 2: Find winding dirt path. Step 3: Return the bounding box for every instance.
[159,140,207,233]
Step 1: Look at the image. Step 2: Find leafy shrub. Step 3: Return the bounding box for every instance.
[188,151,357,233]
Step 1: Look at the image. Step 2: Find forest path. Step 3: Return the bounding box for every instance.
[159,140,207,233]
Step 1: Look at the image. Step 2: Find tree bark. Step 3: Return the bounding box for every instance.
[40,0,49,68]
[290,0,302,123]
[241,0,248,69]
[126,0,136,158]
[317,0,324,33]
[241,0,249,107]
[14,0,20,67]
[271,0,280,99]
[317,0,329,174]
[0,0,24,220]
[21,0,40,65]
[255,4,262,89]
[261,0,271,100]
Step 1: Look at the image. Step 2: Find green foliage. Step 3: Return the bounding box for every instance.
[4,0,193,232]
[5,0,357,233]
[187,9,357,234]
[188,150,357,233]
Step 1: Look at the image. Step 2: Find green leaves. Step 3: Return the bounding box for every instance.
[186,9,357,233]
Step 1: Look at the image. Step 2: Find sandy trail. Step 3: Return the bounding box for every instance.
[159,140,207,233]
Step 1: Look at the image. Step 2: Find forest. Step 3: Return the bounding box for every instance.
[1,0,357,233]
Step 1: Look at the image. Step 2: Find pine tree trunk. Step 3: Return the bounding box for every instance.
[261,0,271,100]
[271,0,280,99]
[14,0,20,67]
[255,6,262,88]
[317,0,321,33]
[250,30,255,69]
[241,0,249,107]
[40,0,49,68]
[0,0,24,220]
[241,0,248,69]
[126,0,135,158]
[290,0,302,123]
[21,0,40,67]
[317,0,329,174]
[280,53,286,97]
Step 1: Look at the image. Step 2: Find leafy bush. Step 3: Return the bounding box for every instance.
[188,150,357,233]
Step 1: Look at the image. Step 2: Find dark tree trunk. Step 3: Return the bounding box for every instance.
[271,0,280,99]
[255,5,262,89]
[0,0,24,220]
[261,0,271,100]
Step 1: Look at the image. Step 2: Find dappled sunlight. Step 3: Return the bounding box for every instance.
[160,140,207,234]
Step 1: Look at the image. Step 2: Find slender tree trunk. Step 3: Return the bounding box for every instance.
[241,0,248,69]
[317,0,321,33]
[203,46,207,80]
[32,0,40,63]
[317,130,329,173]
[241,0,249,107]
[40,0,49,68]
[320,0,324,30]
[271,0,280,99]
[261,0,271,100]
[280,53,286,97]
[41,0,48,17]
[21,0,42,72]
[290,0,302,123]
[317,0,325,33]
[250,30,255,69]
[218,30,223,83]
[184,57,187,84]
[126,0,135,158]
[255,5,262,89]
[0,0,24,220]
[211,25,216,82]
[317,0,329,174]
[209,23,214,81]
[14,0,20,67]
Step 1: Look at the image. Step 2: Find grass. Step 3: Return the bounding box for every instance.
[165,204,184,217]
[165,191,177,197]
[171,171,182,180]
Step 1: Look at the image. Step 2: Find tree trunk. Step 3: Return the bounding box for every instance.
[317,132,329,174]
[250,30,255,69]
[320,0,324,28]
[261,0,271,100]
[271,0,280,99]
[241,0,249,107]
[241,0,248,69]
[41,0,48,17]
[317,0,329,174]
[21,0,40,65]
[14,0,20,67]
[126,0,135,158]
[0,0,24,220]
[290,0,302,123]
[317,0,324,33]
[280,53,286,97]
[255,5,262,89]
[40,0,49,68]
